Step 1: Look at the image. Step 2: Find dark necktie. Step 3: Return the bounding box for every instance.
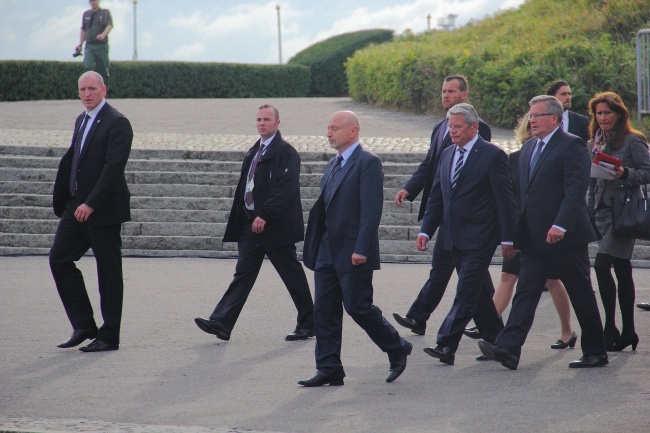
[529,139,544,179]
[324,155,343,199]
[244,143,265,208]
[69,114,90,196]
[451,147,465,189]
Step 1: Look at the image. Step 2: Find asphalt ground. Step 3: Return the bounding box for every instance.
[1,98,649,433]
[1,257,650,433]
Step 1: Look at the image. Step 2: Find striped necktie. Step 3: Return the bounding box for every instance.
[451,147,465,189]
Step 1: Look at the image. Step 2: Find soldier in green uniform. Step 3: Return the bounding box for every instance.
[75,0,113,86]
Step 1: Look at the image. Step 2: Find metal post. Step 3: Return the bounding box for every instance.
[276,4,282,64]
[637,29,650,119]
[427,14,431,31]
[132,0,138,61]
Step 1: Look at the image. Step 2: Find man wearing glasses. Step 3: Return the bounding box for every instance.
[478,95,607,370]
[75,0,113,86]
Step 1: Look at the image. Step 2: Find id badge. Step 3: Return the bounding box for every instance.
[245,178,254,194]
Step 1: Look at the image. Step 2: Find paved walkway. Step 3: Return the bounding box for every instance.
[1,257,649,433]
[0,98,519,153]
[2,98,648,433]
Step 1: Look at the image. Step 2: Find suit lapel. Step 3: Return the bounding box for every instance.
[451,139,484,194]
[440,145,454,193]
[79,103,110,160]
[528,129,561,184]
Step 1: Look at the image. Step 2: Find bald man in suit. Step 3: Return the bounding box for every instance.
[299,111,412,386]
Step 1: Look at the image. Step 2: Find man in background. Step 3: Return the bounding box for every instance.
[546,80,590,142]
[75,0,113,86]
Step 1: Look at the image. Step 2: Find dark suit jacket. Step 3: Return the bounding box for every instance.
[303,145,382,272]
[514,129,598,251]
[567,110,590,143]
[420,137,516,251]
[52,102,132,226]
[404,117,491,221]
[223,131,304,246]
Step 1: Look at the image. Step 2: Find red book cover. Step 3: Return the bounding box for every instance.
[593,152,622,168]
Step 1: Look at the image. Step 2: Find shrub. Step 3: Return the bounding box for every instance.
[346,0,650,129]
[0,61,310,101]
[289,29,393,96]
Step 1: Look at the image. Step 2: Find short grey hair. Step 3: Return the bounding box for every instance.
[448,103,479,126]
[529,95,563,119]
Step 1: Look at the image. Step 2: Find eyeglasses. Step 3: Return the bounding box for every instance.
[527,113,556,120]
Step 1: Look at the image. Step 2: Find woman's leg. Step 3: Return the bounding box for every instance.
[546,279,574,341]
[493,272,518,316]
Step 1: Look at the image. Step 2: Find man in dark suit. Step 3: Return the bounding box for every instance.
[478,95,608,370]
[194,105,314,341]
[546,80,590,142]
[415,104,516,365]
[392,75,492,336]
[50,71,132,352]
[298,111,412,386]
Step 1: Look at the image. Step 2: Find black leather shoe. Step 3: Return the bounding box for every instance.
[423,345,455,365]
[637,302,650,311]
[387,341,413,383]
[475,354,490,361]
[79,339,119,352]
[477,339,519,370]
[194,317,230,341]
[57,328,98,348]
[285,328,316,341]
[463,326,481,340]
[298,371,344,387]
[392,313,425,335]
[551,331,577,349]
[568,354,608,368]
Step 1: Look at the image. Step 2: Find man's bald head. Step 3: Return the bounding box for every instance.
[327,111,360,153]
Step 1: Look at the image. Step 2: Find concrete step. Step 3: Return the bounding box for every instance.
[0,219,418,240]
[0,167,410,189]
[0,193,420,215]
[0,181,413,203]
[0,155,419,175]
[0,206,420,226]
[0,145,425,164]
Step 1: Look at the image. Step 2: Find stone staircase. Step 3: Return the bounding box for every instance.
[3,144,649,267]
[0,144,434,262]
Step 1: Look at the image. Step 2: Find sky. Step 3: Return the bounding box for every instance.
[0,0,526,64]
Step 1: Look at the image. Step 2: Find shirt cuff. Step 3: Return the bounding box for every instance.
[418,233,430,240]
[552,225,567,233]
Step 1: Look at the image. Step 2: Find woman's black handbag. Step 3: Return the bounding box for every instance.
[612,185,650,240]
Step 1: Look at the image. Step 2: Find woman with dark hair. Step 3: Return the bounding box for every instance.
[587,92,650,351]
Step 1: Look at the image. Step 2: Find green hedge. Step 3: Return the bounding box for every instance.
[346,0,649,128]
[0,61,311,101]
[289,29,393,97]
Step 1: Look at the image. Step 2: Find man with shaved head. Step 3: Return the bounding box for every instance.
[299,111,412,386]
[50,71,132,352]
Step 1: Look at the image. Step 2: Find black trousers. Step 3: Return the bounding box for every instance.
[313,265,406,378]
[406,233,456,323]
[210,222,313,332]
[50,200,124,344]
[495,244,606,357]
[436,246,503,351]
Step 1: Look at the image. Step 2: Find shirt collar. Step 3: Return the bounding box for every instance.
[86,99,106,119]
[562,110,569,132]
[260,133,276,148]
[540,126,561,145]
[338,141,360,166]
[457,134,479,153]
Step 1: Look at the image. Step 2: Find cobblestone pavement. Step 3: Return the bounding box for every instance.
[0,98,520,153]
